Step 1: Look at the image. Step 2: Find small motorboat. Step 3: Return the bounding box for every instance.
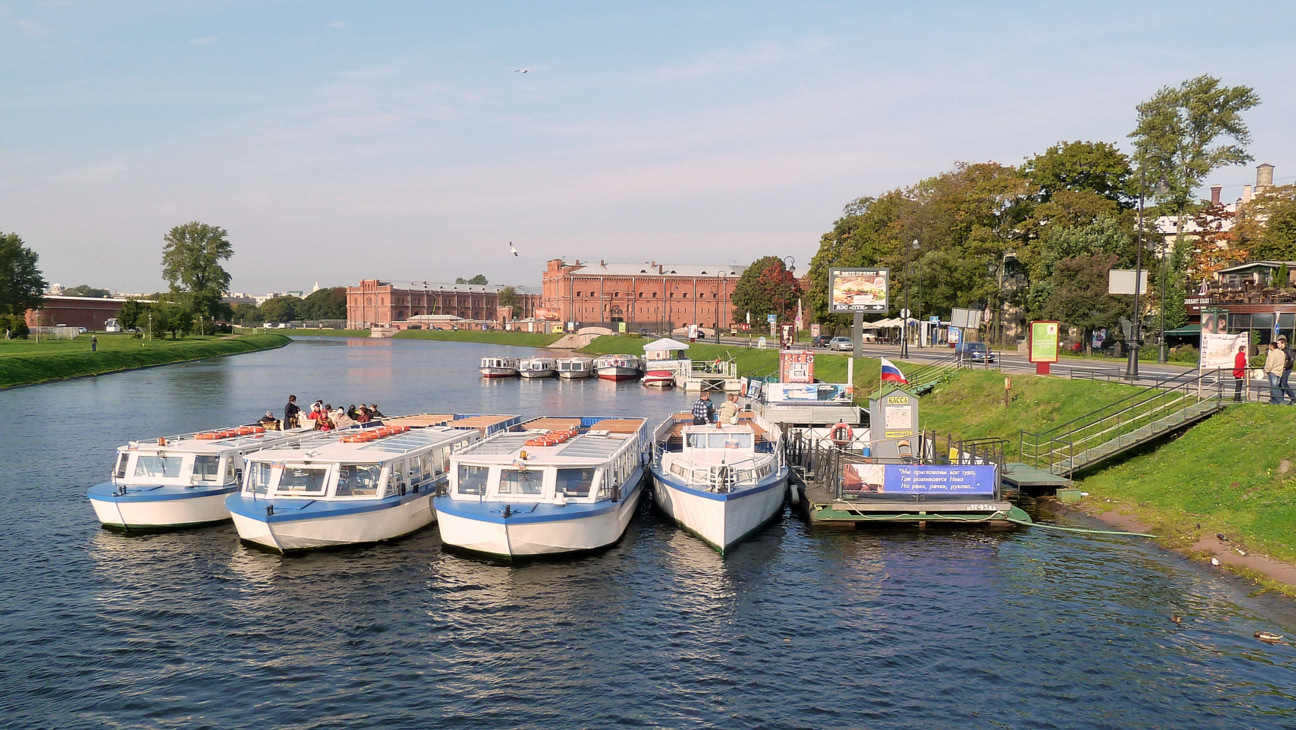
[593,354,641,381]
[87,425,314,531]
[649,411,788,554]
[642,370,675,387]
[434,416,649,559]
[480,356,520,378]
[518,356,557,379]
[225,414,520,553]
[556,356,594,379]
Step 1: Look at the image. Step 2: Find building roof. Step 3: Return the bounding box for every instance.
[1216,261,1296,275]
[567,261,747,277]
[371,281,541,295]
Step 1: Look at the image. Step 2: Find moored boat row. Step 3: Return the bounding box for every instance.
[481,354,644,382]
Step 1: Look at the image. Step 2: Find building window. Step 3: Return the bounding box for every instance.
[652,292,658,298]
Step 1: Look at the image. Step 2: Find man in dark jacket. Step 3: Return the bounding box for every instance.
[284,395,302,429]
[1281,338,1296,404]
[691,393,714,425]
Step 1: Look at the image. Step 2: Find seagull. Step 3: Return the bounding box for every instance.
[509,241,519,257]
[515,68,529,74]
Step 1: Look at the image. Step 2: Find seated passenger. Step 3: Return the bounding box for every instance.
[333,408,355,428]
[259,411,281,430]
[347,404,359,420]
[356,405,371,423]
[369,403,385,418]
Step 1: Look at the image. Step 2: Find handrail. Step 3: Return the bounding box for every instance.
[1032,367,1202,439]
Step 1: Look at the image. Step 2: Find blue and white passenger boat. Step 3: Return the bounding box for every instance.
[226,414,519,553]
[434,416,649,559]
[87,424,311,531]
[650,411,788,554]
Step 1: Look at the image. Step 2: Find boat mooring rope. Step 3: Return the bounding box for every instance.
[1007,517,1156,538]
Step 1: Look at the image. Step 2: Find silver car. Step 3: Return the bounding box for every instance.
[829,337,853,351]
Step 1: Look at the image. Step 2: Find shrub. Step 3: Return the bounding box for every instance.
[2,314,29,339]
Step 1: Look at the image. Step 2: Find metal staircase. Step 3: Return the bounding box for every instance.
[1020,368,1225,477]
[898,353,962,395]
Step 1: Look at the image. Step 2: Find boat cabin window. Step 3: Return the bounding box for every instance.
[498,468,542,496]
[555,468,595,497]
[277,466,329,496]
[113,452,129,479]
[389,460,408,493]
[336,464,382,497]
[134,454,182,479]
[248,462,274,495]
[457,465,490,495]
[687,432,752,450]
[192,455,222,482]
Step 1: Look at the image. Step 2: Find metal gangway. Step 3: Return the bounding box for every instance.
[1020,368,1226,477]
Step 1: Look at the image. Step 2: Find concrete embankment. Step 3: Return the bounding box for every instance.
[0,333,291,389]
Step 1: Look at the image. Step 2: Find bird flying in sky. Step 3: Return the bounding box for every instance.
[515,68,528,73]
[508,242,519,257]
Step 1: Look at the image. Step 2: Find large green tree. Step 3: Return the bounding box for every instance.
[731,256,801,323]
[456,274,488,285]
[1027,217,1132,320]
[260,295,301,323]
[0,231,47,316]
[1039,254,1129,354]
[64,284,112,298]
[1022,140,1133,205]
[498,286,520,310]
[1240,185,1296,261]
[161,221,233,321]
[300,287,347,320]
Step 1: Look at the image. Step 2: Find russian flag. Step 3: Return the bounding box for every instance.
[880,357,908,384]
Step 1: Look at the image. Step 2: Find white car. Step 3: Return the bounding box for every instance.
[829,337,853,351]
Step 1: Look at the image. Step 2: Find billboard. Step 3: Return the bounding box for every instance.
[842,463,997,497]
[779,350,815,383]
[535,307,561,321]
[765,382,852,403]
[829,268,889,313]
[1201,332,1247,371]
[1108,269,1150,295]
[1029,321,1060,364]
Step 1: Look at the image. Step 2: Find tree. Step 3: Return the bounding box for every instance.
[161,221,233,321]
[1239,185,1296,261]
[260,295,301,323]
[63,284,112,298]
[498,286,520,309]
[455,274,488,285]
[1022,140,1133,205]
[117,299,149,330]
[0,231,47,316]
[1039,254,1128,354]
[300,287,346,320]
[154,300,194,339]
[231,302,261,325]
[731,256,801,323]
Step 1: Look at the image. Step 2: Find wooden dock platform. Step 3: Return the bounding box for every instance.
[792,471,1028,527]
[1001,462,1073,493]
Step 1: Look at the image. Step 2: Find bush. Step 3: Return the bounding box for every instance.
[3,314,29,339]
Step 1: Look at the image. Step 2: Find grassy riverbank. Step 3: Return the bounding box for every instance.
[0,333,291,389]
[394,329,564,347]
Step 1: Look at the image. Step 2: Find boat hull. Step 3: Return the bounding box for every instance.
[435,474,644,558]
[519,370,556,379]
[642,371,674,387]
[480,368,518,378]
[557,370,592,379]
[227,493,438,553]
[596,367,639,381]
[651,468,787,553]
[87,482,236,530]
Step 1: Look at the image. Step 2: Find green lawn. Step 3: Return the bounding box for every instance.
[0,333,291,388]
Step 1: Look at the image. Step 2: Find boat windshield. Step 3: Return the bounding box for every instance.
[277,466,329,496]
[336,464,382,497]
[555,467,594,497]
[498,468,543,496]
[687,432,753,450]
[113,452,129,479]
[457,465,490,495]
[134,454,183,479]
[193,455,222,482]
[248,462,274,495]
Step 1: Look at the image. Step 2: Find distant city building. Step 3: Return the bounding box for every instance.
[540,259,746,332]
[23,296,132,331]
[346,280,541,329]
[1154,163,1279,257]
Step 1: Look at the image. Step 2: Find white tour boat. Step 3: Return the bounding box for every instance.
[434,416,649,559]
[480,356,520,378]
[87,425,313,531]
[649,411,788,554]
[593,354,641,381]
[226,414,520,553]
[642,369,675,387]
[518,356,557,379]
[556,356,594,379]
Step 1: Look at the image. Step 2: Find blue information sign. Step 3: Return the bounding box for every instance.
[842,463,996,496]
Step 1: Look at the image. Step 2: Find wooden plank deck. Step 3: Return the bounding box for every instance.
[1002,462,1073,489]
[520,417,583,431]
[588,418,646,434]
[383,414,456,428]
[451,415,520,432]
[662,411,768,442]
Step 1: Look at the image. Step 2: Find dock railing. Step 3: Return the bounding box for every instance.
[783,427,1007,502]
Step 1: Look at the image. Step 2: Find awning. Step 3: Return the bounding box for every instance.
[1163,324,1201,337]
[643,337,690,351]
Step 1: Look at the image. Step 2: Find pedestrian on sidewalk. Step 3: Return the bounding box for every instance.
[1233,344,1248,402]
[1281,337,1296,404]
[1263,341,1286,404]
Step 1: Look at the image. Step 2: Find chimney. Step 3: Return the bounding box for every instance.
[1257,163,1275,190]
[600,260,605,267]
[1210,185,1222,206]
[1243,185,1253,204]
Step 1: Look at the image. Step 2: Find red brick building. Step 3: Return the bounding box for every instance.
[540,259,745,332]
[24,296,129,331]
[346,280,540,329]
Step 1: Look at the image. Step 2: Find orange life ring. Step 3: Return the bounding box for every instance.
[251,426,265,434]
[829,423,853,445]
[196,432,217,440]
[236,426,254,435]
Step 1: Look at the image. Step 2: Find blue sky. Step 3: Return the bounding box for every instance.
[3,1,1294,294]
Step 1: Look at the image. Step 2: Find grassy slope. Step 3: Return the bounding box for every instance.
[0,333,291,388]
[1078,404,1296,564]
[394,329,564,347]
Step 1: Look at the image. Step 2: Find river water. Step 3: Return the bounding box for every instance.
[3,336,1295,728]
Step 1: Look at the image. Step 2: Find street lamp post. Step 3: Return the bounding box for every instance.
[1126,169,1149,379]
[782,257,796,346]
[901,241,916,358]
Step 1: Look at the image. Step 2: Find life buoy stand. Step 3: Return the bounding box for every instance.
[829,422,853,446]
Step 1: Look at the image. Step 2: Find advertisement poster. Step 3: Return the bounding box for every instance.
[1029,321,1060,363]
[811,324,821,338]
[765,382,850,402]
[829,268,889,313]
[842,463,996,496]
[1200,310,1228,335]
[535,307,561,321]
[779,350,815,383]
[1201,332,1248,371]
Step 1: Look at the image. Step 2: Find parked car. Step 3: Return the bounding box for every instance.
[76,327,87,335]
[811,334,832,347]
[828,336,853,351]
[956,341,995,362]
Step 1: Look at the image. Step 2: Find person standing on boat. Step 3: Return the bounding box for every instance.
[716,393,740,425]
[284,395,302,429]
[1234,345,1249,402]
[691,392,715,425]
